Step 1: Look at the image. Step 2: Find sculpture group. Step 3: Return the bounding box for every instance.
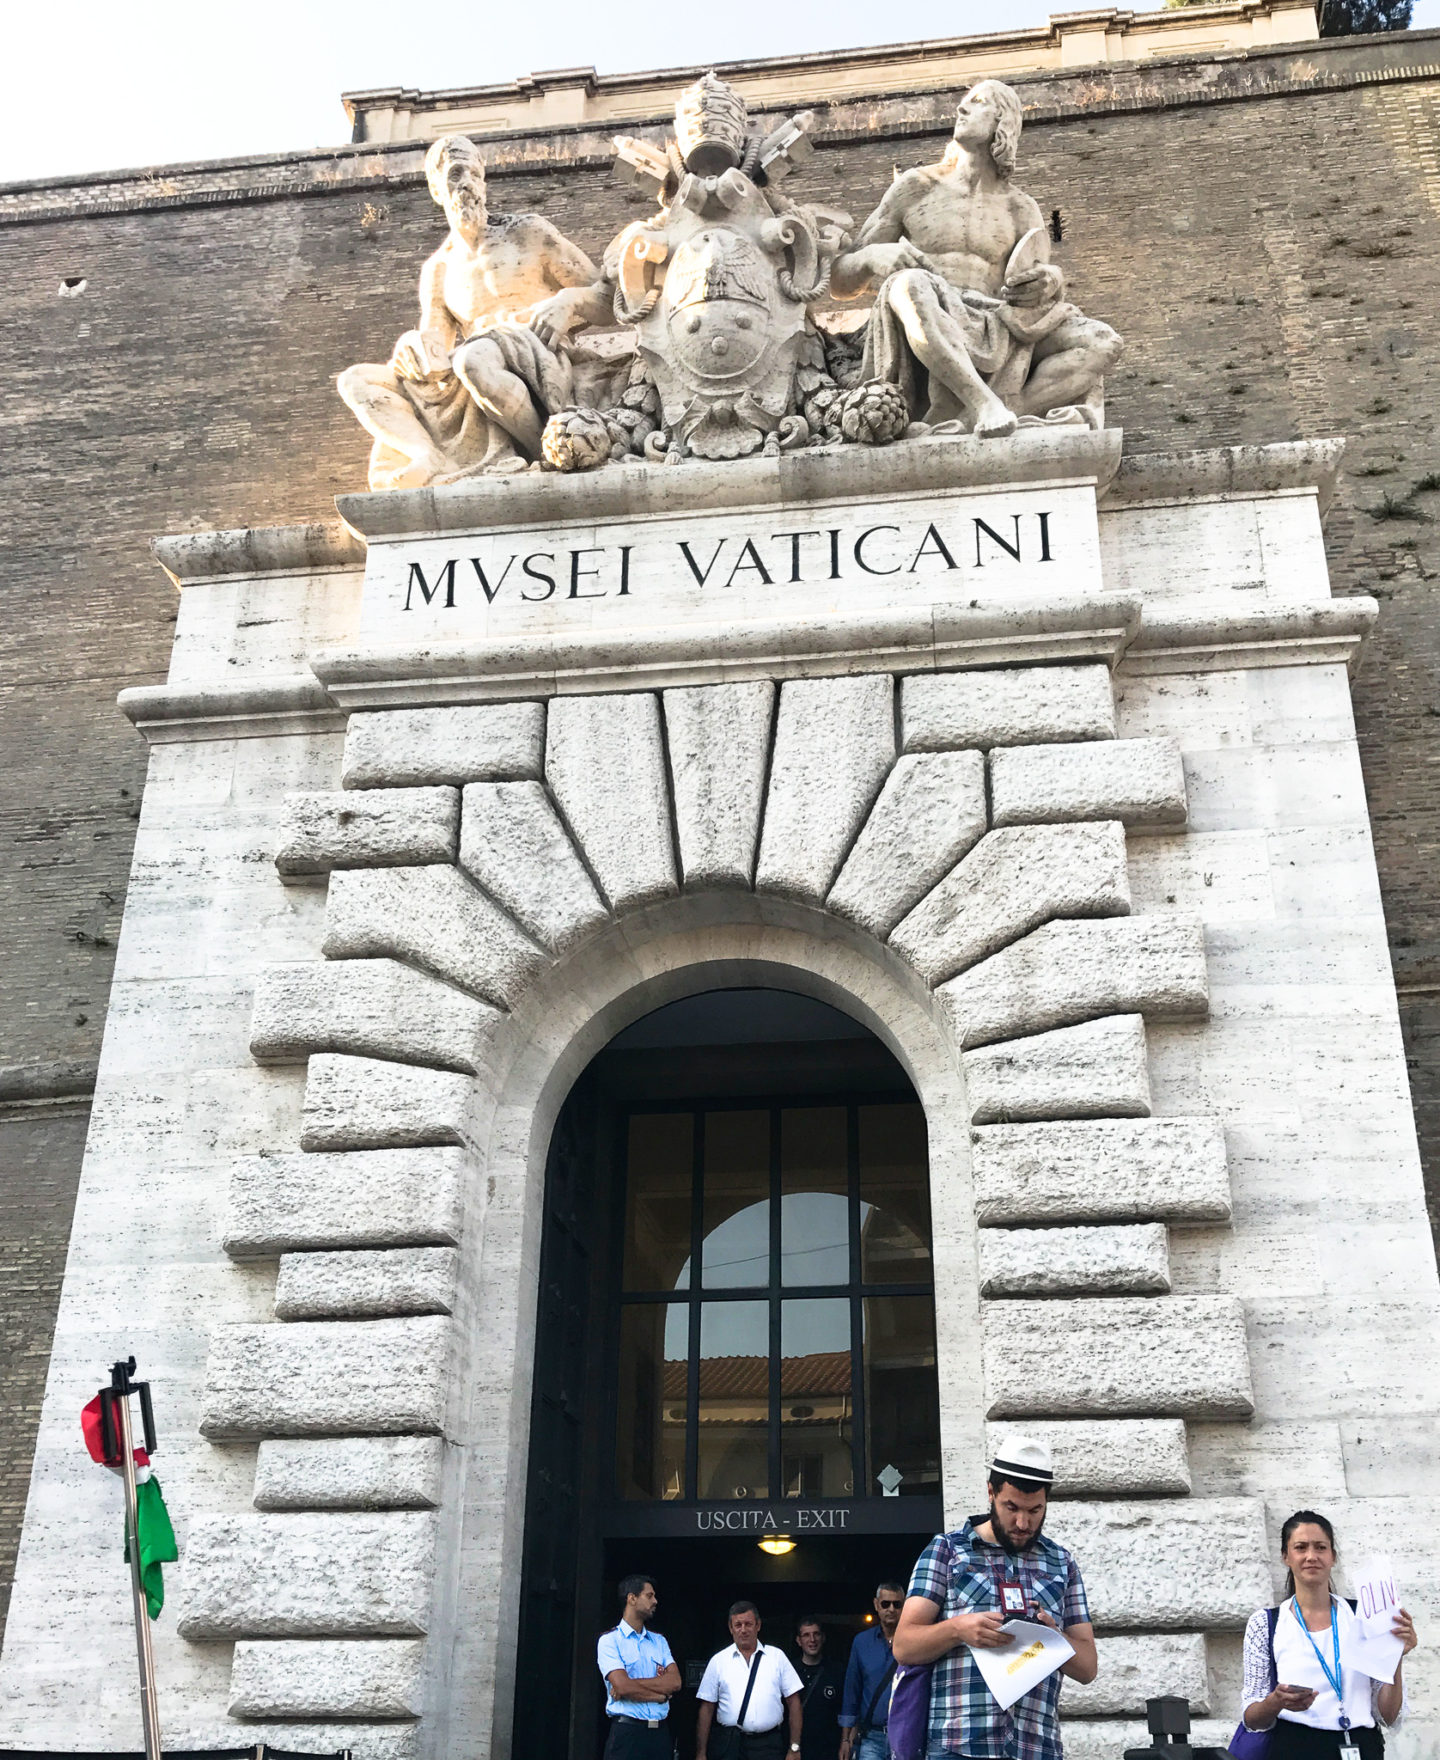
[339,75,1123,488]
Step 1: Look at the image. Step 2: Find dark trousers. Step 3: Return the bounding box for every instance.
[738,1727,786,1760]
[1271,1724,1383,1760]
[604,1718,672,1760]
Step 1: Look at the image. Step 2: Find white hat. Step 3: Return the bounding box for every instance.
[989,1433,1054,1487]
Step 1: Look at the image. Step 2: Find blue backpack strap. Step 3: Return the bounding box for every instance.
[1267,1605,1280,1688]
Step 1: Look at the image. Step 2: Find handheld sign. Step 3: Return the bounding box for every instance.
[1341,1557,1405,1684]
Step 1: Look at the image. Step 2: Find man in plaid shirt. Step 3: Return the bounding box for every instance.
[893,1436,1097,1760]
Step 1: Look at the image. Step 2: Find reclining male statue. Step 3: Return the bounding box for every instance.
[831,80,1122,438]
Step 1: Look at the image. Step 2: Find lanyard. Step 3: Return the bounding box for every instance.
[1291,1599,1348,1727]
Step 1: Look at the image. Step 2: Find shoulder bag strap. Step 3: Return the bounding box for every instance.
[735,1651,763,1731]
[1266,1605,1280,1690]
[858,1656,898,1736]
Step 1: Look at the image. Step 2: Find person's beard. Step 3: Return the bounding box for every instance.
[990,1498,1044,1554]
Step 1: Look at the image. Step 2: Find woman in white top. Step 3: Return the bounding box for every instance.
[1241,1510,1417,1760]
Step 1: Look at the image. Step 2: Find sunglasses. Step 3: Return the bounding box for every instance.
[877,1600,902,1609]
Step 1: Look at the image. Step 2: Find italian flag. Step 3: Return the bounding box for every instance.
[81,1396,178,1618]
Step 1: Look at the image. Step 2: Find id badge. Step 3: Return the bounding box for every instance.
[999,1582,1027,1618]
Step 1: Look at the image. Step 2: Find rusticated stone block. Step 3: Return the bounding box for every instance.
[978,1223,1170,1297]
[902,664,1115,751]
[276,788,458,880]
[984,1296,1254,1419]
[664,681,774,889]
[254,1436,444,1511]
[224,1148,468,1257]
[178,1512,435,1638]
[323,865,545,1009]
[940,915,1208,1048]
[275,1247,460,1320]
[891,823,1130,986]
[250,959,498,1075]
[301,1054,473,1153]
[459,780,609,953]
[201,1316,449,1438]
[990,736,1188,831]
[828,751,988,936]
[1060,1634,1209,1716]
[756,675,895,902]
[963,1014,1151,1125]
[546,694,677,909]
[972,1118,1232,1226]
[984,1419,1191,1499]
[1061,1724,1232,1760]
[230,1638,426,1718]
[1045,1498,1270,1628]
[342,702,543,789]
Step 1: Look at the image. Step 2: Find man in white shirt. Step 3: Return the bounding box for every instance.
[696,1601,804,1760]
[597,1573,682,1760]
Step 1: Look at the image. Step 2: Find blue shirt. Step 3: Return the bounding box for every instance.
[840,1626,896,1731]
[597,1620,676,1722]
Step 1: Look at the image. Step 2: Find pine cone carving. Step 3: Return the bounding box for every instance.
[542,407,614,473]
[839,380,911,446]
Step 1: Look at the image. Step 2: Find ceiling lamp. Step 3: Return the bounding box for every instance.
[757,1535,796,1556]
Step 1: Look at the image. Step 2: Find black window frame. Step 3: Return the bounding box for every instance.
[609,1090,938,1505]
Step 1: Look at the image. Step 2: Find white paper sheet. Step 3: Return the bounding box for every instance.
[970,1619,1075,1712]
[1341,1557,1405,1684]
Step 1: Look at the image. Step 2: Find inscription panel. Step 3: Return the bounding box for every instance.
[356,482,1102,644]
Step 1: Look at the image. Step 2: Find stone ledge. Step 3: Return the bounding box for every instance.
[940,914,1208,1048]
[1118,596,1379,679]
[223,1148,468,1257]
[984,1419,1190,1499]
[963,1014,1150,1125]
[984,1296,1254,1419]
[152,523,365,586]
[118,674,345,745]
[1099,439,1344,514]
[178,1512,436,1639]
[254,1437,444,1511]
[274,1248,460,1321]
[978,1224,1170,1297]
[229,1638,425,1719]
[201,1316,450,1437]
[250,960,498,1075]
[1045,1498,1269,1628]
[336,429,1124,538]
[972,1117,1232,1226]
[307,594,1140,709]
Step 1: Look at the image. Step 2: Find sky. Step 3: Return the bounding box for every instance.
[6,0,1437,187]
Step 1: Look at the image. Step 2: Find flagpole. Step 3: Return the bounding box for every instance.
[114,1365,163,1760]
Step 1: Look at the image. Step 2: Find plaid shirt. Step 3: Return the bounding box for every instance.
[908,1518,1090,1760]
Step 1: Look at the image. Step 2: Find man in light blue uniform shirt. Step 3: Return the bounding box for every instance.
[598,1573,682,1760]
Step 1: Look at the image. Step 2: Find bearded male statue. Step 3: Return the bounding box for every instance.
[338,134,611,486]
[831,81,1122,439]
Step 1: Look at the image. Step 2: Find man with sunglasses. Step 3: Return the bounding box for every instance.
[839,1583,906,1760]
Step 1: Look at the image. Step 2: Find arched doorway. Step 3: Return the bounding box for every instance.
[513,987,943,1760]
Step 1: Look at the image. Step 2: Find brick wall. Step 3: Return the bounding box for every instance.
[2,34,1439,1628]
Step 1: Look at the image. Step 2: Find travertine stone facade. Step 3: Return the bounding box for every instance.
[0,423,1432,1760]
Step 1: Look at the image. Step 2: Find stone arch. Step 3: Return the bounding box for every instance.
[193,673,1263,1760]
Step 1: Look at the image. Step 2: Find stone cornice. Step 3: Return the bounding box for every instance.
[153,524,366,588]
[4,30,1438,227]
[1100,439,1346,514]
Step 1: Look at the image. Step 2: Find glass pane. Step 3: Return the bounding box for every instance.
[781,1298,853,1498]
[624,1113,694,1292]
[702,1111,770,1289]
[615,1303,688,1501]
[698,1301,769,1498]
[859,1104,932,1284]
[863,1296,940,1498]
[780,1107,849,1287]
